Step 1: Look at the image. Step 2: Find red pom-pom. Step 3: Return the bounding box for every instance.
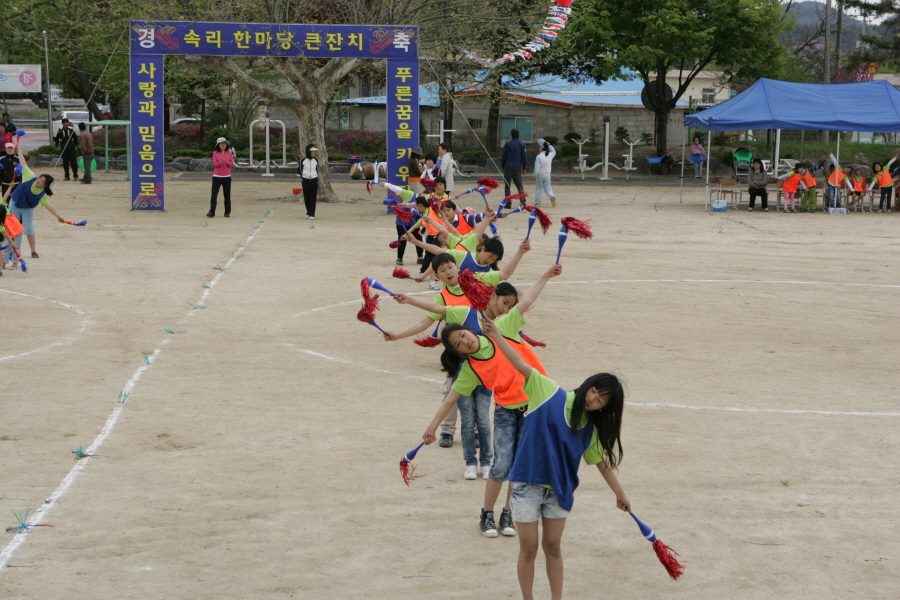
[503,193,528,203]
[458,269,495,312]
[393,206,413,221]
[357,278,381,323]
[292,188,302,195]
[393,267,411,279]
[652,539,685,581]
[478,177,499,189]
[523,205,553,234]
[520,332,546,348]
[561,216,593,239]
[399,459,423,486]
[389,240,401,249]
[421,178,437,190]
[414,335,442,347]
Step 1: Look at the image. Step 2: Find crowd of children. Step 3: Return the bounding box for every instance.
[372,177,631,600]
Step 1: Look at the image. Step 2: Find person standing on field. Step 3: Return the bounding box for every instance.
[78,123,94,184]
[501,129,527,207]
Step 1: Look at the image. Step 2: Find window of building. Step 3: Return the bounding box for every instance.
[701,88,716,104]
[468,118,483,129]
[361,80,381,97]
[500,117,533,141]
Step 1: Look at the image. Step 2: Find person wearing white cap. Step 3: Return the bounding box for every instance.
[297,144,319,219]
[0,142,21,198]
[533,138,556,208]
[208,137,234,217]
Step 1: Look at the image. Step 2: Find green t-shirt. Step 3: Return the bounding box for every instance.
[426,270,501,320]
[447,231,479,253]
[450,310,527,400]
[2,165,48,207]
[522,370,605,466]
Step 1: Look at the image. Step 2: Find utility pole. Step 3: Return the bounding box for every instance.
[835,0,844,70]
[824,0,831,143]
[42,31,52,140]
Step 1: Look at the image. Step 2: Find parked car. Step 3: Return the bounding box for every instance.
[172,118,201,126]
[51,111,91,138]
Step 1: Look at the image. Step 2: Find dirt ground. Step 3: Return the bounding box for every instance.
[0,170,898,600]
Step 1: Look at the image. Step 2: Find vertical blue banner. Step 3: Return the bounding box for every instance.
[129,53,165,210]
[386,59,419,187]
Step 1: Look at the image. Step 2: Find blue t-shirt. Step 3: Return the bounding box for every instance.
[510,370,604,511]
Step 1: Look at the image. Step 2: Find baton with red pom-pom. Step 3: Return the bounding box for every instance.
[420,178,437,191]
[458,269,495,312]
[63,220,88,226]
[520,332,546,348]
[387,208,415,249]
[414,320,442,347]
[393,267,414,280]
[629,512,684,580]
[399,442,425,485]
[11,247,27,272]
[478,177,499,190]
[366,277,396,297]
[357,278,387,335]
[556,216,593,263]
[499,193,527,216]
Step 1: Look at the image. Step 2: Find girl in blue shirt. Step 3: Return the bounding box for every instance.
[480,317,630,600]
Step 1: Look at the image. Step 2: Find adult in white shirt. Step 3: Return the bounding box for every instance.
[298,144,319,219]
[437,142,454,193]
[534,139,556,207]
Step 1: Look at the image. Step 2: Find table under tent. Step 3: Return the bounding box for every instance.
[682,78,900,211]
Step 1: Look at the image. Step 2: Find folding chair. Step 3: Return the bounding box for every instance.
[733,147,753,180]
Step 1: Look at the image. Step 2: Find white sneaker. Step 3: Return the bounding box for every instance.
[464,466,478,480]
[309,216,315,220]
[429,280,441,290]
[482,466,491,479]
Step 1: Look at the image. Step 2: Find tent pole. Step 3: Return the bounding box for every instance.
[836,131,841,164]
[800,130,805,162]
[705,128,710,211]
[774,129,781,178]
[680,125,686,203]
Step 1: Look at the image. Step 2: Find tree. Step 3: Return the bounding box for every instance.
[563,0,787,155]
[138,0,539,201]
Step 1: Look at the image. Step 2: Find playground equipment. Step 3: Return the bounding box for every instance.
[576,121,641,180]
[247,111,291,176]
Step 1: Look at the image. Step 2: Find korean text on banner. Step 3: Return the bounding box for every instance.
[386,60,419,188]
[129,54,165,211]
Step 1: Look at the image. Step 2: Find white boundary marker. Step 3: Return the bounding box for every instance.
[0,223,268,571]
[0,290,92,363]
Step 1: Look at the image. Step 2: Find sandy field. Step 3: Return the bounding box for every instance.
[0,169,898,600]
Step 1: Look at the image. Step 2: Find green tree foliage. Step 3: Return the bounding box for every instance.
[563,0,787,154]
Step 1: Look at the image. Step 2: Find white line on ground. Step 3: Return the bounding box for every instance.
[0,221,268,572]
[0,290,92,362]
[288,346,900,418]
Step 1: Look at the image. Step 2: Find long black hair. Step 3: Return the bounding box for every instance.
[543,141,551,157]
[570,373,625,469]
[440,323,476,375]
[39,174,54,196]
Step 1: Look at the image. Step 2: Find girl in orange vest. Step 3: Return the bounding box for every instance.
[847,167,867,212]
[777,166,803,213]
[826,153,849,209]
[868,154,897,213]
[798,164,818,212]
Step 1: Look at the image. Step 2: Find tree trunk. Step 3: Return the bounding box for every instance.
[655,106,669,157]
[71,51,106,121]
[292,85,337,202]
[199,99,206,151]
[485,73,503,153]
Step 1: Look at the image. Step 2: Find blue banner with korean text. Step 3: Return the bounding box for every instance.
[129,54,165,211]
[386,60,419,188]
[131,22,417,58]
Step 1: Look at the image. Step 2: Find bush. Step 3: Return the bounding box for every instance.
[614,127,630,143]
[559,144,579,157]
[28,144,58,158]
[459,150,489,160]
[563,131,581,143]
[640,132,654,146]
[543,136,559,145]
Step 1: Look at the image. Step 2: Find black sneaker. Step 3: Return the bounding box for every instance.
[439,433,453,448]
[31,251,39,258]
[499,508,517,536]
[480,509,498,537]
[416,257,424,264]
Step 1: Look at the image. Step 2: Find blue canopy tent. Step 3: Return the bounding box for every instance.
[682,78,900,208]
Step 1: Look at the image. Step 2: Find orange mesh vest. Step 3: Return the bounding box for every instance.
[454,215,474,235]
[850,176,866,192]
[876,170,893,188]
[801,171,816,188]
[440,286,472,308]
[421,207,441,237]
[468,338,528,406]
[782,172,801,193]
[828,170,846,186]
[505,336,549,376]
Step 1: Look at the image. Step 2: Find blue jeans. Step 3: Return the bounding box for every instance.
[4,202,33,263]
[457,388,493,467]
[534,174,554,204]
[827,184,842,208]
[489,404,526,482]
[510,482,570,522]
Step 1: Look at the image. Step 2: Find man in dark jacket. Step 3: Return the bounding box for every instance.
[54,118,79,180]
[2,114,16,143]
[0,142,21,197]
[500,128,527,206]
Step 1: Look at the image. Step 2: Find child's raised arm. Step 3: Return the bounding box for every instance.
[402,231,445,256]
[470,206,497,242]
[517,263,562,313]
[393,292,447,314]
[498,239,531,281]
[481,317,532,378]
[382,314,436,342]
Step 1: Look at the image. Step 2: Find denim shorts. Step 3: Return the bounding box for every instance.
[489,404,526,482]
[510,482,570,522]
